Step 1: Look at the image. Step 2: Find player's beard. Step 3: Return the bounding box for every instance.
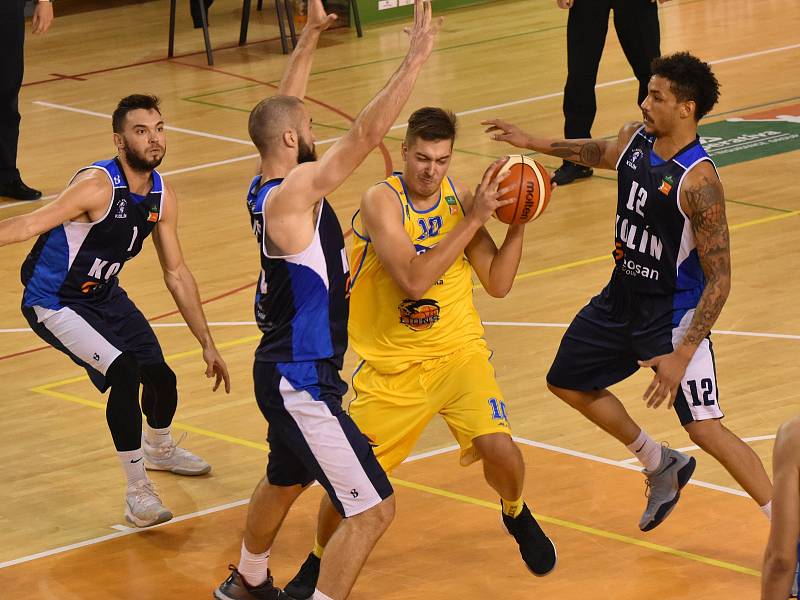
[122,142,165,173]
[297,137,317,164]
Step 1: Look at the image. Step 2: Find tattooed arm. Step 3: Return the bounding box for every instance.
[482,120,643,171]
[638,162,730,409]
[679,163,731,347]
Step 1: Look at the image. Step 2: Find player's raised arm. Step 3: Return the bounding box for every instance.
[276,0,337,99]
[483,119,642,172]
[275,0,442,210]
[0,170,109,247]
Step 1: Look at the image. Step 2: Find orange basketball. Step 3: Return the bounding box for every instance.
[493,155,551,225]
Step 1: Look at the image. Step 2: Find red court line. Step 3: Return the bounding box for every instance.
[170,61,395,177]
[21,35,284,87]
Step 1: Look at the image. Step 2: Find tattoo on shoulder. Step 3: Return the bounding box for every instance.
[549,141,603,166]
[684,176,726,235]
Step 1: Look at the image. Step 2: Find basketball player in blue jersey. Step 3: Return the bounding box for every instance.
[762,417,800,599]
[0,94,230,528]
[484,52,778,532]
[213,1,441,599]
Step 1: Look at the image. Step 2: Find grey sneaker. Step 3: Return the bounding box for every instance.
[638,446,696,532]
[143,433,211,476]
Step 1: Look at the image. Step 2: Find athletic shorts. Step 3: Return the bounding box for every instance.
[546,286,724,426]
[348,339,512,472]
[254,358,393,518]
[22,285,164,392]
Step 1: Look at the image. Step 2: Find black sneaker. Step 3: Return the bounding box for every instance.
[502,503,557,577]
[551,161,593,186]
[214,565,289,600]
[0,177,42,201]
[284,553,320,600]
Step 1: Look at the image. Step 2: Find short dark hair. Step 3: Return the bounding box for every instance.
[112,94,161,133]
[405,107,457,145]
[248,95,305,155]
[650,52,720,121]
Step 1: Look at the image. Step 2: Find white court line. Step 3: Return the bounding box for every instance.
[2,320,800,340]
[619,434,778,463]
[0,433,758,570]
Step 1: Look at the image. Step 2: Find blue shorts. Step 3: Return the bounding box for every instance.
[254,358,393,518]
[22,285,164,391]
[547,285,724,426]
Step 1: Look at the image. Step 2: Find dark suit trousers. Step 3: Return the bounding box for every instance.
[0,0,26,184]
[563,0,661,139]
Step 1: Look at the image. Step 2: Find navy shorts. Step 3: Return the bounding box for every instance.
[254,358,393,518]
[547,285,724,426]
[22,285,164,392]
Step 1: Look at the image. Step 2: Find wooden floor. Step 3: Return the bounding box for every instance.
[1,0,798,597]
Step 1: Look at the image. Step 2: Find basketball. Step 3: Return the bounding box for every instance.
[493,155,551,225]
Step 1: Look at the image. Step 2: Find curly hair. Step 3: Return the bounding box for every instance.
[650,52,720,121]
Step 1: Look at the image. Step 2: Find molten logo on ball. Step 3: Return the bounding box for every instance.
[520,181,536,221]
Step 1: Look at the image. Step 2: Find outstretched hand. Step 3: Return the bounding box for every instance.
[404,0,444,61]
[305,0,338,33]
[482,119,531,150]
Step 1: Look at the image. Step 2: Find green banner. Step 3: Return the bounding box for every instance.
[698,118,800,167]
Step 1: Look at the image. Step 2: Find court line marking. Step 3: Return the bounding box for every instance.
[4,320,800,341]
[619,434,778,464]
[389,476,760,578]
[0,434,760,578]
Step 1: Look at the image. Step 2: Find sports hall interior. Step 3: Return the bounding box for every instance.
[0,0,798,597]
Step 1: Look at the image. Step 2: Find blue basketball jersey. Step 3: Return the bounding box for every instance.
[245,175,349,363]
[613,126,718,324]
[21,158,163,309]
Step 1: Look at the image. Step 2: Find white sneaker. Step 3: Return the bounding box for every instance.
[142,432,211,476]
[124,479,173,528]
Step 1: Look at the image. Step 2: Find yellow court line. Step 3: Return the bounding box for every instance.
[389,477,761,578]
[28,379,760,578]
[474,207,800,290]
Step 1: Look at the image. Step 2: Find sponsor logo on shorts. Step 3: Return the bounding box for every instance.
[398,299,441,331]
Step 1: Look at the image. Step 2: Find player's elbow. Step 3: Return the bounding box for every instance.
[763,548,797,576]
[401,282,426,301]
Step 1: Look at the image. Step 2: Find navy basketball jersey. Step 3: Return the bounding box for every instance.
[245,175,349,363]
[613,126,718,322]
[21,158,163,309]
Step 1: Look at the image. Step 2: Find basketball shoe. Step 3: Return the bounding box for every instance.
[142,433,211,476]
[214,566,290,600]
[502,503,557,576]
[124,479,173,527]
[284,552,320,600]
[551,160,593,186]
[638,446,696,531]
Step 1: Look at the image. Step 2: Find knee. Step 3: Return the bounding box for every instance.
[140,362,177,392]
[106,352,141,387]
[355,495,395,534]
[685,420,724,450]
[547,382,588,407]
[473,433,518,464]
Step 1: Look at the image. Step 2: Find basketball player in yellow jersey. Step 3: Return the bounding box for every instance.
[283,108,556,599]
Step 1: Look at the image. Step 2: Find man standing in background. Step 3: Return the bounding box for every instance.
[0,0,54,201]
[552,0,666,186]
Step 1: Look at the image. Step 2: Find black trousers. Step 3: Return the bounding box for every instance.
[0,0,26,184]
[563,0,661,139]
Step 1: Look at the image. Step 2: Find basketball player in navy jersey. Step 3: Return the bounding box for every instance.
[484,52,777,532]
[0,94,230,528]
[213,1,441,599]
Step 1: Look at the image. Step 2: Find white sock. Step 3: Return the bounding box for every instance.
[312,591,335,600]
[118,449,147,486]
[760,500,772,521]
[237,541,270,587]
[625,430,662,472]
[144,424,172,446]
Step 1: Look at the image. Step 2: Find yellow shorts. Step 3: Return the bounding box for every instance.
[348,340,512,472]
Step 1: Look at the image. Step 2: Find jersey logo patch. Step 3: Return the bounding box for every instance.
[114,199,127,219]
[398,298,440,331]
[626,148,644,170]
[658,175,674,195]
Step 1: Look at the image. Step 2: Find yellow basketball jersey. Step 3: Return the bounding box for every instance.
[349,174,485,373]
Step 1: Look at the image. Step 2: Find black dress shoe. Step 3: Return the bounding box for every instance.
[0,178,42,201]
[551,160,593,186]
